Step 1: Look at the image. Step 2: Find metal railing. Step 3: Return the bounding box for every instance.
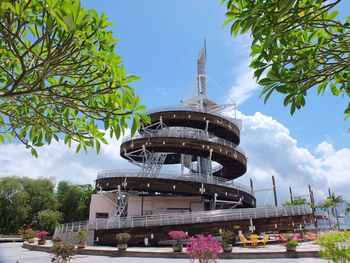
[122,128,246,157]
[96,169,252,194]
[55,205,312,234]
[147,106,242,130]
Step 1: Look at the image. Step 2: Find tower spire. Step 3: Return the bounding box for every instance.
[197,40,207,111]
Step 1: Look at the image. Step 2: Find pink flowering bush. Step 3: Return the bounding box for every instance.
[36,230,49,240]
[168,231,188,244]
[186,235,222,263]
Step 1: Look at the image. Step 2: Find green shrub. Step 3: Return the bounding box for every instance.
[50,241,76,263]
[286,240,298,249]
[115,233,131,244]
[74,230,87,244]
[21,229,36,240]
[220,229,235,245]
[318,231,350,263]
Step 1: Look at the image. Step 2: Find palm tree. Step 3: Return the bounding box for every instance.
[345,201,350,215]
[321,198,333,229]
[321,193,344,230]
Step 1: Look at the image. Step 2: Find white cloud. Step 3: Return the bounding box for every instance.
[315,141,335,157]
[225,34,260,105]
[0,131,134,185]
[228,111,350,205]
[228,63,259,105]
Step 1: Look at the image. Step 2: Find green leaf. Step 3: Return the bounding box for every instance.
[95,140,101,154]
[258,78,275,86]
[131,118,137,136]
[31,148,38,158]
[328,10,339,20]
[76,143,82,153]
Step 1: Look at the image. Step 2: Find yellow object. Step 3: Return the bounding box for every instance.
[260,235,270,248]
[239,234,252,248]
[250,234,259,248]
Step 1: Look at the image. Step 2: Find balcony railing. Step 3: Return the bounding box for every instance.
[147,106,242,130]
[122,129,246,157]
[96,169,252,194]
[55,205,312,234]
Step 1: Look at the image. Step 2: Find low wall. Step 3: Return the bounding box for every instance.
[22,242,321,259]
[54,231,94,246]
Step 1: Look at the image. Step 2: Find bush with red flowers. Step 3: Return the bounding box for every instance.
[168,230,188,244]
[36,230,49,240]
[186,235,222,263]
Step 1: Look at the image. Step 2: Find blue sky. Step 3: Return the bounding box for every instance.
[1,0,350,208]
[81,0,350,149]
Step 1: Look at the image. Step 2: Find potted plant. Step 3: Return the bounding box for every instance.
[115,233,131,251]
[22,229,36,243]
[286,240,298,252]
[168,230,188,252]
[220,229,234,252]
[36,230,49,245]
[75,230,87,249]
[186,235,222,263]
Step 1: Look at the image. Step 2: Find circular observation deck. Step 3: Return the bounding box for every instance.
[121,133,246,179]
[96,170,256,208]
[121,109,247,180]
[145,108,241,145]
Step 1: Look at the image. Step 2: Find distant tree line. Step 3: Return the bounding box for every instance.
[0,176,95,234]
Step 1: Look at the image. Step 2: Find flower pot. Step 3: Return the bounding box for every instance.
[38,239,46,245]
[286,246,296,252]
[117,243,127,251]
[27,238,35,244]
[172,244,183,252]
[223,244,233,253]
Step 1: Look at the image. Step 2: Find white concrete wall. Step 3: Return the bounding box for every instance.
[127,195,204,217]
[89,193,116,221]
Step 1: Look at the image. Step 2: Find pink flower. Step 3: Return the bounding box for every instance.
[36,230,49,240]
[168,231,188,240]
[186,235,222,263]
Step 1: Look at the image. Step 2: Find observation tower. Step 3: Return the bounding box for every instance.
[54,45,314,245]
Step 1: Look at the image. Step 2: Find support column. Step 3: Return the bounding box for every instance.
[289,186,294,204]
[272,175,278,207]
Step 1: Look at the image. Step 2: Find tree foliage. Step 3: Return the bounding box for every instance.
[318,230,350,263]
[0,0,149,157]
[38,209,61,234]
[0,177,29,233]
[0,176,95,233]
[21,177,58,223]
[223,0,350,128]
[282,196,308,207]
[321,193,344,230]
[57,181,95,223]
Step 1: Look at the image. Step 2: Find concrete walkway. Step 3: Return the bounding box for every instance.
[0,242,327,263]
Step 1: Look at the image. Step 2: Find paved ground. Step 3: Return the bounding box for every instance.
[0,242,327,263]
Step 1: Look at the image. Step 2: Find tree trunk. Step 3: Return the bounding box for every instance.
[335,209,340,230]
[327,209,332,229]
